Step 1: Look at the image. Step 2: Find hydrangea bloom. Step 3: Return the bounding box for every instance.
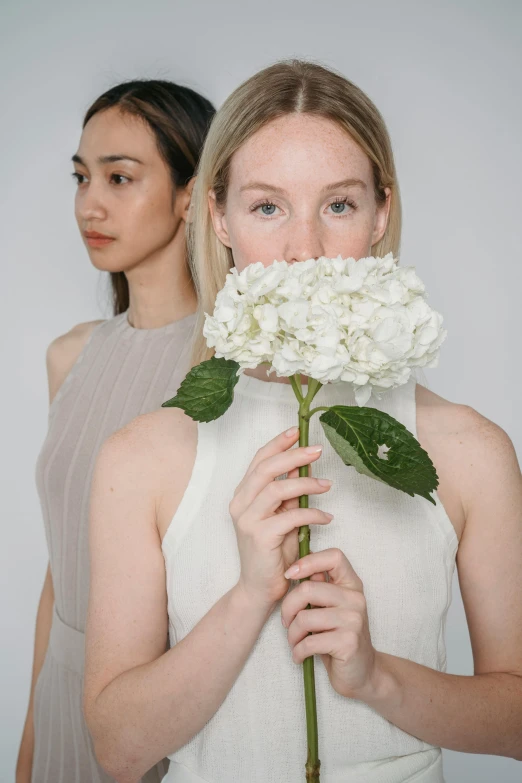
[203,254,447,406]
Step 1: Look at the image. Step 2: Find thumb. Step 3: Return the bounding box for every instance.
[296,548,362,591]
[308,549,327,582]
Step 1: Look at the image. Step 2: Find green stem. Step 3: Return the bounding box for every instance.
[291,375,323,782]
[305,406,330,420]
[289,374,305,403]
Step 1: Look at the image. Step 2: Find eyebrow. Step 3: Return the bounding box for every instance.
[239,178,367,195]
[71,154,144,165]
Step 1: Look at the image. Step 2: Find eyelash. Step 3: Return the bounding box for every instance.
[250,196,357,217]
[71,173,131,186]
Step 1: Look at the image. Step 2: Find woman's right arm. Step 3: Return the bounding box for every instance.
[16,320,103,783]
[84,414,333,783]
[15,563,54,783]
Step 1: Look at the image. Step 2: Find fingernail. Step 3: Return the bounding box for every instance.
[285,426,299,437]
[317,479,332,487]
[305,445,322,454]
[281,613,287,627]
[325,512,334,520]
[285,564,300,578]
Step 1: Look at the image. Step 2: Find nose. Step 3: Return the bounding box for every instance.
[76,180,108,223]
[284,216,325,264]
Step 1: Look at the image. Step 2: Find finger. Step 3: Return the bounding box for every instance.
[292,630,349,664]
[243,477,332,522]
[286,548,326,582]
[244,427,300,479]
[245,506,333,544]
[286,607,341,647]
[234,427,300,497]
[284,548,363,591]
[302,548,326,582]
[281,456,318,513]
[281,466,300,511]
[234,445,324,511]
[281,580,363,628]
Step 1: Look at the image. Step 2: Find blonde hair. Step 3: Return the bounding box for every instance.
[188,59,402,365]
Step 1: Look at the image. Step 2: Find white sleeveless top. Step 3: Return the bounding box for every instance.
[161,373,458,783]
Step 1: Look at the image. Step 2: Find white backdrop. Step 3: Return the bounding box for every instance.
[1,1,521,780]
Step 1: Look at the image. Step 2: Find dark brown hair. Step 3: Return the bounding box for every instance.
[83,80,215,315]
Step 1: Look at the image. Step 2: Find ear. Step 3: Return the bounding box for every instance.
[208,189,232,248]
[371,187,392,246]
[178,176,197,224]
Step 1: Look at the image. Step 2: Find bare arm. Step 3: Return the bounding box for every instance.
[83,414,268,782]
[356,408,522,759]
[16,564,54,782]
[84,418,332,783]
[16,321,103,782]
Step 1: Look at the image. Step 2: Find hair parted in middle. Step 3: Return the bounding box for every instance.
[188,58,402,365]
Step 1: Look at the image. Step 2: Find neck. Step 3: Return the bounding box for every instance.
[125,224,197,329]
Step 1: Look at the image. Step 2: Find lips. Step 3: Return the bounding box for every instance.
[84,231,115,247]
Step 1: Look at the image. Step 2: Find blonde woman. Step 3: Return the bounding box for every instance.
[84,60,522,783]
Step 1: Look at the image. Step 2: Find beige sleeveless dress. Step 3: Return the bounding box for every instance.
[32,310,196,783]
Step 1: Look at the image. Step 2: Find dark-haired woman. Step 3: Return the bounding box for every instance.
[15,80,215,783]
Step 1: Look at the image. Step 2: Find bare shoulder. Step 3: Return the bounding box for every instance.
[415,382,519,539]
[46,319,105,404]
[416,382,514,451]
[100,405,197,477]
[99,406,198,543]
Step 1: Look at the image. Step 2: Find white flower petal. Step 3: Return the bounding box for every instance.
[203,254,445,398]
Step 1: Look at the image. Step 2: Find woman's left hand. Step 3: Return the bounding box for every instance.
[281,547,379,700]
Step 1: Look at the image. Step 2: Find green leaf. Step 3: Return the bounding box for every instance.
[319,405,438,504]
[162,357,241,422]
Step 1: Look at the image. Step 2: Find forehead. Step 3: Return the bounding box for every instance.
[77,106,157,160]
[229,114,372,190]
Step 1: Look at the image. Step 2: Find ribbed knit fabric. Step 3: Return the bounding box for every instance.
[32,311,196,783]
[161,372,458,783]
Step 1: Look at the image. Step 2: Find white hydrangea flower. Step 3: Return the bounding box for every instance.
[203,254,447,406]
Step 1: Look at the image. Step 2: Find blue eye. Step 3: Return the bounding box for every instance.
[327,197,357,215]
[251,200,279,216]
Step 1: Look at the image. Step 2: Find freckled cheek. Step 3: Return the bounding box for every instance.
[228,211,375,267]
[329,216,375,257]
[231,222,280,268]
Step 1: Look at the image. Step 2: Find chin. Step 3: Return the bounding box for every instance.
[86,254,127,274]
[83,244,129,273]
